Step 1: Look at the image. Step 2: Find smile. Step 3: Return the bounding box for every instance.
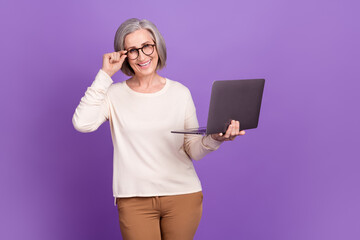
[137,59,151,67]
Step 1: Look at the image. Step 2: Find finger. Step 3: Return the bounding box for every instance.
[235,121,240,135]
[117,50,127,59]
[109,52,115,63]
[239,130,246,135]
[103,53,111,61]
[106,53,112,64]
[120,52,127,62]
[230,122,237,140]
[113,53,119,63]
[231,120,236,136]
[224,124,232,139]
[113,52,119,62]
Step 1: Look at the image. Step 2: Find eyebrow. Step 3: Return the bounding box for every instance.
[126,41,154,50]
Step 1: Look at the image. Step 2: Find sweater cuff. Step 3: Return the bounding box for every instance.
[201,135,222,150]
[90,69,113,90]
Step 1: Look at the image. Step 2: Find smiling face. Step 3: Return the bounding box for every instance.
[124,29,159,77]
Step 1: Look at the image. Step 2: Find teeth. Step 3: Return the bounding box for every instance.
[139,60,151,66]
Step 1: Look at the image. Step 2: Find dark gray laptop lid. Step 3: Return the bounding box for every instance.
[205,79,265,134]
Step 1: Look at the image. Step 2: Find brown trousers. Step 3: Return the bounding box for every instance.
[116,191,203,240]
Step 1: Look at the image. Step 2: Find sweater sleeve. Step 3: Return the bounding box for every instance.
[72,69,113,133]
[183,92,222,161]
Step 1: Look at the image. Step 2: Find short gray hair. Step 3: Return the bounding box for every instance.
[114,18,167,76]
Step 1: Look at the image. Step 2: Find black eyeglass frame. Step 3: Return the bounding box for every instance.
[126,43,156,60]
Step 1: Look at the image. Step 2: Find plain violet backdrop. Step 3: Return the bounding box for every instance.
[1,0,359,239]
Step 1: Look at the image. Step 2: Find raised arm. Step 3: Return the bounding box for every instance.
[72,51,127,132]
[72,69,113,132]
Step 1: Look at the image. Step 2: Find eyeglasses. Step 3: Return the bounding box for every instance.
[126,43,156,60]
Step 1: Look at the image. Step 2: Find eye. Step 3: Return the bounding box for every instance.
[129,49,138,54]
[142,44,155,55]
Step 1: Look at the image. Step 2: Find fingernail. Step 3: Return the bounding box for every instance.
[219,133,223,136]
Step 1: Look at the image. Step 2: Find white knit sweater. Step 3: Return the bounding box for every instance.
[72,69,222,206]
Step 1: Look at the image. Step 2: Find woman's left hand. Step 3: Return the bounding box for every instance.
[210,120,245,142]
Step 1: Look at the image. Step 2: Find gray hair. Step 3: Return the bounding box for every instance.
[114,18,167,76]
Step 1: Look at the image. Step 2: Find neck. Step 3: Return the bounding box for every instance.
[131,72,163,88]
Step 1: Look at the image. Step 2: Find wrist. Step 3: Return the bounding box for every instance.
[101,68,113,78]
[202,134,223,150]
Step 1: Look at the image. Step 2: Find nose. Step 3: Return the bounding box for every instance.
[137,50,146,61]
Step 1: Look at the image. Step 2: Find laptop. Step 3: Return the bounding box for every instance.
[171,79,265,135]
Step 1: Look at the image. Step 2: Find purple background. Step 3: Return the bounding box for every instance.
[1,0,359,239]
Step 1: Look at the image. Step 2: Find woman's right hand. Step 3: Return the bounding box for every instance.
[101,50,127,77]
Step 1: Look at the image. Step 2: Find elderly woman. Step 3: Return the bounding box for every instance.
[72,18,245,240]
